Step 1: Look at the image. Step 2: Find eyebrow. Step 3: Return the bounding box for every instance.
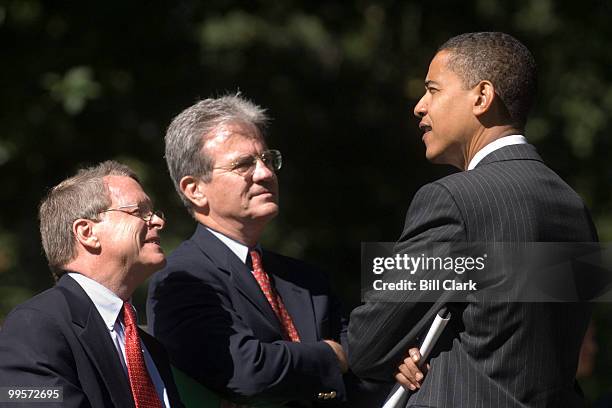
[113,204,140,210]
[425,80,440,88]
[139,200,153,209]
[117,200,153,210]
[233,153,255,160]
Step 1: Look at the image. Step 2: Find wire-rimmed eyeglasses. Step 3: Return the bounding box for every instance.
[213,149,282,177]
[100,204,165,223]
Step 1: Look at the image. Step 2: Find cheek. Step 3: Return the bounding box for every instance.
[208,181,248,209]
[120,223,138,236]
[115,222,143,249]
[137,226,147,243]
[432,93,454,114]
[236,182,252,207]
[240,190,251,210]
[112,222,131,238]
[220,188,244,210]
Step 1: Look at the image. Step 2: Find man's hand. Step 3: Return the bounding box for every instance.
[324,340,349,373]
[395,348,429,391]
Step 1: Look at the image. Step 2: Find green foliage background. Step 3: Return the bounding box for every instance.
[0,0,610,400]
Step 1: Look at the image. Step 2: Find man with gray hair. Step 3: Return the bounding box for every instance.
[0,161,184,407]
[148,94,384,407]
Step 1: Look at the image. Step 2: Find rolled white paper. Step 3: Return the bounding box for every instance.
[381,308,451,408]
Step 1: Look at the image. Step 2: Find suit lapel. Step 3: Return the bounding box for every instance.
[273,273,318,342]
[264,252,318,342]
[191,225,283,333]
[190,225,319,341]
[228,252,285,333]
[58,276,135,408]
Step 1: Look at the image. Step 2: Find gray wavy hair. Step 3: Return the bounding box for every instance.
[164,93,269,209]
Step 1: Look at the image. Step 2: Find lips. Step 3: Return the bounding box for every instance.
[419,122,432,133]
[144,236,160,245]
[251,190,274,198]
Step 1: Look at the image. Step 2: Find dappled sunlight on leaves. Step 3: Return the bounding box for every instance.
[41,66,101,115]
[514,0,559,34]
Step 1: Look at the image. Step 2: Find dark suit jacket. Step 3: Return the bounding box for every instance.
[147,225,382,407]
[348,144,598,407]
[0,274,184,408]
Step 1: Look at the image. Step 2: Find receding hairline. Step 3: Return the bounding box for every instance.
[101,174,150,207]
[199,120,267,159]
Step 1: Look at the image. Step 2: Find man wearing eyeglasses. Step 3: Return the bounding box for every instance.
[0,161,184,407]
[147,94,382,407]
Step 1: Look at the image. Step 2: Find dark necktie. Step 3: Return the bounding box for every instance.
[249,250,301,342]
[123,301,163,408]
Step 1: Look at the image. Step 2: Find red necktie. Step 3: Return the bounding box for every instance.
[123,302,163,408]
[250,250,301,342]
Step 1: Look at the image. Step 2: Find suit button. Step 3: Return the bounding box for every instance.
[330,391,337,398]
[317,392,324,399]
[323,393,330,399]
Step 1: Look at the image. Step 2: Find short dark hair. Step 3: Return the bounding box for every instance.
[438,32,537,129]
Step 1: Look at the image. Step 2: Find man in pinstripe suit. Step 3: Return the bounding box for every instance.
[348,32,598,407]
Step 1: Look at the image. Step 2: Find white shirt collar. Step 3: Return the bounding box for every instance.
[467,134,527,170]
[68,272,125,330]
[206,227,255,264]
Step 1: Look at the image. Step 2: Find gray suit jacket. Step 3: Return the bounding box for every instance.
[348,144,598,408]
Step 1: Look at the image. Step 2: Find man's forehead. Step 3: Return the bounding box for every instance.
[429,50,451,72]
[425,51,459,84]
[104,175,149,205]
[203,123,265,156]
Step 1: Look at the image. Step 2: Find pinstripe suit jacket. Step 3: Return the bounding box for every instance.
[348,144,598,408]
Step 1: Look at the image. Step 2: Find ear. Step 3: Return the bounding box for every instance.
[73,219,100,250]
[472,80,496,117]
[179,175,208,208]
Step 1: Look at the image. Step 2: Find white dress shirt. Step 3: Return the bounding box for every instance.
[68,273,171,408]
[207,227,262,269]
[207,228,250,263]
[467,134,527,170]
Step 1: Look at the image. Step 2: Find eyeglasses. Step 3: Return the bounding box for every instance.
[213,149,282,177]
[100,204,165,223]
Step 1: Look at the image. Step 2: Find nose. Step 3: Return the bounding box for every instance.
[414,95,427,118]
[149,212,165,230]
[252,158,275,182]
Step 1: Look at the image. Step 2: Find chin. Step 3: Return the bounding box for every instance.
[425,146,449,165]
[260,200,279,213]
[144,257,167,273]
[252,204,279,221]
[131,258,166,282]
[425,150,441,163]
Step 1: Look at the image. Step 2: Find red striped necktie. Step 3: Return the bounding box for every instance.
[249,250,301,342]
[122,301,163,408]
